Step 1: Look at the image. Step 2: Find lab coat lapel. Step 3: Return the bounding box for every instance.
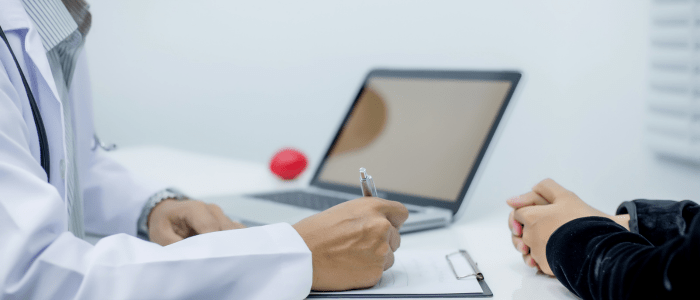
[0,0,63,107]
[1,0,68,198]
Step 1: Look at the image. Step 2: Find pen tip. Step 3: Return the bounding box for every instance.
[359,167,367,179]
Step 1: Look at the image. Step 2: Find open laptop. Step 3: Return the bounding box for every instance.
[204,69,521,233]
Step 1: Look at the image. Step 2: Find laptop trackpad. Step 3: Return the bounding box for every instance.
[202,195,319,226]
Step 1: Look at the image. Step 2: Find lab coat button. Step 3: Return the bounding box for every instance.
[60,159,66,180]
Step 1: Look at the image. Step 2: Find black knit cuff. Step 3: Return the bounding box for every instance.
[616,199,699,246]
[616,201,639,234]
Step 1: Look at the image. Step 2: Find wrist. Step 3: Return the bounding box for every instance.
[609,214,630,231]
[137,188,188,240]
[291,223,313,250]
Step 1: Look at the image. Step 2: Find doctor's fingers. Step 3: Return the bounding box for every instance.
[381,225,401,271]
[207,203,246,230]
[506,191,549,209]
[383,248,395,271]
[386,225,400,252]
[184,201,223,234]
[154,226,187,246]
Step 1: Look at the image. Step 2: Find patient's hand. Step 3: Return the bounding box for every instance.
[507,179,630,275]
[506,190,550,272]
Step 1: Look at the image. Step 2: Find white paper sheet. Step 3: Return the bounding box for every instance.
[310,249,483,296]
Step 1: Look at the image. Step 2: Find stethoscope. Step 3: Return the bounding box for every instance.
[1,26,116,182]
[92,134,117,151]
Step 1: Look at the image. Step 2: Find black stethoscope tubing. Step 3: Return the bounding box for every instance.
[1,25,51,181]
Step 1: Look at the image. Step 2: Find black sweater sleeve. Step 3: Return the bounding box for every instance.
[545,200,700,300]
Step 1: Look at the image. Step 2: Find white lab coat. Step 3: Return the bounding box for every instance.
[0,2,312,299]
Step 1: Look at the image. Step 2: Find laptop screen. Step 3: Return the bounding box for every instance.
[312,70,520,212]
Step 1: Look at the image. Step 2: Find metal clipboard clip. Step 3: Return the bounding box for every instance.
[446,250,484,280]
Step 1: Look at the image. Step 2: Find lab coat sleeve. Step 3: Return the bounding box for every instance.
[79,149,165,236]
[10,225,313,300]
[1,55,313,300]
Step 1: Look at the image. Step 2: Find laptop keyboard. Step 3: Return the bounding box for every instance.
[250,191,351,211]
[250,190,420,213]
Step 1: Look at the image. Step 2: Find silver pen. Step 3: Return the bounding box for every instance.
[359,167,377,197]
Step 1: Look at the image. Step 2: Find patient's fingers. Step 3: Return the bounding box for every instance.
[532,178,571,204]
[512,235,529,255]
[506,191,550,209]
[509,210,523,236]
[523,254,539,269]
[513,205,538,227]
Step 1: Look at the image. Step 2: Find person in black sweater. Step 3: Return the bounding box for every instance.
[506,178,697,299]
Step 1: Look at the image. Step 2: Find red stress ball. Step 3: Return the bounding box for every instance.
[269,148,308,180]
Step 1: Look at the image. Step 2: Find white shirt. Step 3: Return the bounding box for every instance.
[0,0,313,298]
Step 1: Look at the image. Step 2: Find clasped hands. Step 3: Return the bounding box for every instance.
[147,197,408,291]
[507,178,630,275]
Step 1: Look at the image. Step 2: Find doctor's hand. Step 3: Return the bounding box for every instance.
[148,199,246,246]
[293,197,409,292]
[508,179,630,276]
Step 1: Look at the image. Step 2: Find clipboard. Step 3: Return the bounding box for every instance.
[307,249,493,298]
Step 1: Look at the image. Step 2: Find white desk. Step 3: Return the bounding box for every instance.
[104,145,579,299]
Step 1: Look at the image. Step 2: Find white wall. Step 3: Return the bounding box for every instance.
[85,0,700,215]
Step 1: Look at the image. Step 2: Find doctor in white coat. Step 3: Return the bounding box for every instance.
[0,1,408,299]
